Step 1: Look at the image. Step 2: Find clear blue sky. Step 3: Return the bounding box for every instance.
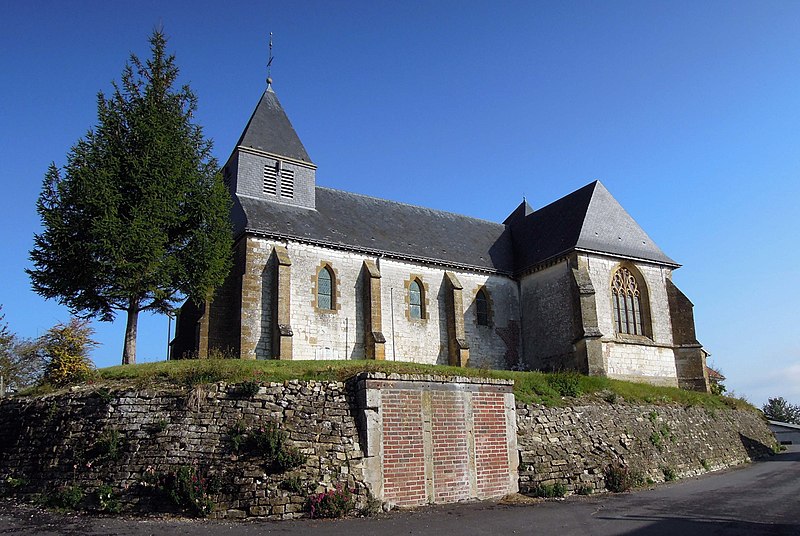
[1,1,798,405]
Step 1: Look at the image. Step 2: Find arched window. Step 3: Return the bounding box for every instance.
[409,279,423,319]
[317,266,334,310]
[611,267,644,335]
[476,288,489,326]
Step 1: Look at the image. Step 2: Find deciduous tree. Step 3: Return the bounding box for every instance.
[28,31,231,364]
[762,397,800,424]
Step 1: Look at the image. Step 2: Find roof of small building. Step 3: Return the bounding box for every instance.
[768,420,800,430]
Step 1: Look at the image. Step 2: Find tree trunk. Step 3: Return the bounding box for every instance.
[122,305,139,365]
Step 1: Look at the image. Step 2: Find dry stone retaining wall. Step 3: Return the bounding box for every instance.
[0,380,367,519]
[0,375,777,519]
[517,401,775,494]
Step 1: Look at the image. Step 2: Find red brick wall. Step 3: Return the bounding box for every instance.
[381,389,427,505]
[431,391,471,502]
[376,380,514,506]
[473,392,510,498]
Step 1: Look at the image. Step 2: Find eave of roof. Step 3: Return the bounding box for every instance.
[237,187,515,274]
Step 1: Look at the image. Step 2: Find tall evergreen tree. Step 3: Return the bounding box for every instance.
[28,31,231,365]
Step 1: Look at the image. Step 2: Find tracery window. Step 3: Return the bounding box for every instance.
[409,279,423,319]
[476,288,489,326]
[317,266,334,310]
[611,267,644,335]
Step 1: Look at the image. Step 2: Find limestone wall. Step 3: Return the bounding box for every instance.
[0,381,367,520]
[517,401,775,494]
[0,378,776,520]
[519,262,578,370]
[240,238,519,367]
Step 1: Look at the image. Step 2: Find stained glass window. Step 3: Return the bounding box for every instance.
[611,267,644,335]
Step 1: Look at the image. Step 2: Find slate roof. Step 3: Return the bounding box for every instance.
[235,89,313,164]
[236,188,515,273]
[507,181,678,272]
[231,89,676,274]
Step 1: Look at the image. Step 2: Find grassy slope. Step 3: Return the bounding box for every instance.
[92,359,751,410]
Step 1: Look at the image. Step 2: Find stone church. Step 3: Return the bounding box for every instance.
[172,84,710,392]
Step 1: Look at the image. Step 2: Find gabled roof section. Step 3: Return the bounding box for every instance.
[507,181,677,272]
[235,89,313,164]
[236,187,514,273]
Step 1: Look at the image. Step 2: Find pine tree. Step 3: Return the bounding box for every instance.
[28,31,231,365]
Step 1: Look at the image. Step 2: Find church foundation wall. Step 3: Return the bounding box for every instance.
[516,401,776,494]
[603,341,678,386]
[0,378,776,518]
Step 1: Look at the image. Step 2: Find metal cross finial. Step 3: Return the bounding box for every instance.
[267,32,274,89]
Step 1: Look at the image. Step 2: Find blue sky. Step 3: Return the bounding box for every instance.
[1,1,798,405]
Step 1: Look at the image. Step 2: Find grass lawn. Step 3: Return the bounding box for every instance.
[88,358,752,410]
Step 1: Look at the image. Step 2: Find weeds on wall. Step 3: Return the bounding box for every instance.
[575,484,593,495]
[94,484,121,513]
[141,464,221,517]
[531,482,567,498]
[92,429,125,461]
[234,380,261,398]
[308,484,354,518]
[661,466,677,482]
[227,420,306,472]
[48,484,85,510]
[604,463,644,493]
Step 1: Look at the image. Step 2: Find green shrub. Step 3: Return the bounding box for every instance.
[235,380,261,398]
[281,475,305,493]
[308,485,354,518]
[531,482,567,498]
[700,458,710,471]
[228,420,306,472]
[649,431,663,450]
[575,484,593,495]
[95,484,121,513]
[40,319,97,387]
[546,371,582,397]
[662,466,677,482]
[50,484,84,509]
[604,463,644,492]
[159,465,218,517]
[93,429,125,461]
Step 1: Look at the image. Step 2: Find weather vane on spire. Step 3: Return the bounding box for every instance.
[266,32,274,89]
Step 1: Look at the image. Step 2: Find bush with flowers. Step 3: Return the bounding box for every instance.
[308,484,354,518]
[140,464,220,517]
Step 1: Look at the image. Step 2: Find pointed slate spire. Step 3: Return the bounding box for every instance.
[235,89,313,164]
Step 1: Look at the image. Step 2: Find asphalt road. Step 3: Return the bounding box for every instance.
[2,446,798,536]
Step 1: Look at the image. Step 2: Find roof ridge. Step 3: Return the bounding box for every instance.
[315,186,506,227]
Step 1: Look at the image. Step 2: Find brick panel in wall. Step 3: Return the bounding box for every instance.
[473,392,510,498]
[362,375,517,506]
[431,391,471,502]
[381,389,427,506]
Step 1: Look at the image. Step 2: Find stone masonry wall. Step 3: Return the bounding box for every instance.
[241,238,519,368]
[517,401,776,494]
[0,378,777,519]
[0,381,366,520]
